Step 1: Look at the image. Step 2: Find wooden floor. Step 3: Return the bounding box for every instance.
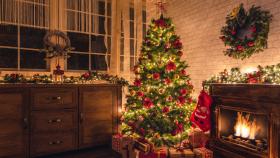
[38,147,121,158]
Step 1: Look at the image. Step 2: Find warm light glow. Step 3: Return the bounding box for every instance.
[234,112,258,139]
[241,66,258,73]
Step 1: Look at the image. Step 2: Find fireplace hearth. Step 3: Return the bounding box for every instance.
[209,84,279,158]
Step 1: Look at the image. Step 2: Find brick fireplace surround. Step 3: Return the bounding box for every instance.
[209,84,279,158]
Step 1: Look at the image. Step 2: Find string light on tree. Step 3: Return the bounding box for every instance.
[121,2,195,147]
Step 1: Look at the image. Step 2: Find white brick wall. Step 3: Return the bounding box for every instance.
[147,0,280,97]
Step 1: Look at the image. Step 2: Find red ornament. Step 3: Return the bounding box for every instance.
[153,73,160,80]
[177,96,186,105]
[166,96,173,102]
[236,45,244,51]
[231,30,236,35]
[137,91,144,97]
[176,123,184,133]
[166,61,176,72]
[180,88,188,96]
[143,97,154,108]
[219,36,226,41]
[164,78,172,84]
[173,39,182,49]
[247,41,254,47]
[250,26,257,33]
[177,51,183,56]
[171,129,178,136]
[188,98,193,103]
[190,90,212,132]
[162,107,170,113]
[155,19,167,28]
[134,79,142,87]
[180,69,186,76]
[82,71,91,79]
[140,128,145,136]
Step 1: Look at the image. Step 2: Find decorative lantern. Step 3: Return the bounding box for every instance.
[53,64,64,83]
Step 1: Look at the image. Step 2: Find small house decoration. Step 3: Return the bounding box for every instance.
[53,64,64,83]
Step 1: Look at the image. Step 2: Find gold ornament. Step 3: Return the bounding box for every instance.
[147,74,152,79]
[130,90,136,96]
[230,6,240,19]
[159,88,165,94]
[174,74,180,80]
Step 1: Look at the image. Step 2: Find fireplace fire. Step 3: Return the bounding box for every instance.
[221,111,268,152]
[234,112,257,139]
[209,84,279,158]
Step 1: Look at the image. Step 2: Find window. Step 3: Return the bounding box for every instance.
[65,0,111,71]
[0,0,50,70]
[120,1,147,72]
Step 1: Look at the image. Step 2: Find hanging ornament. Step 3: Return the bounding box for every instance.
[130,90,136,96]
[159,88,165,94]
[153,73,161,80]
[147,74,153,79]
[174,74,180,80]
[166,61,176,72]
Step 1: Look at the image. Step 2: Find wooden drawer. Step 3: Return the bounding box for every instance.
[31,88,77,109]
[31,111,77,133]
[30,132,77,157]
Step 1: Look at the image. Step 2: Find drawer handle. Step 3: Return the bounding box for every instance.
[53,96,62,100]
[47,96,62,100]
[48,119,62,123]
[48,140,63,145]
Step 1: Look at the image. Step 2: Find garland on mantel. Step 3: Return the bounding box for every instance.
[0,71,129,86]
[203,63,280,86]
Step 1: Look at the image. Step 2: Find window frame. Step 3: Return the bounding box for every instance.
[0,0,51,71]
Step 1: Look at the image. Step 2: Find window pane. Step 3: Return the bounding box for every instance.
[120,38,124,55]
[107,2,111,16]
[130,39,134,56]
[68,32,89,52]
[91,15,95,33]
[20,50,46,69]
[107,37,111,53]
[129,8,134,20]
[0,24,17,47]
[142,10,146,23]
[107,18,111,35]
[91,35,107,53]
[130,21,134,38]
[98,1,105,15]
[107,55,110,68]
[0,48,18,68]
[143,24,146,38]
[67,53,89,70]
[20,27,46,49]
[120,56,124,71]
[98,16,105,34]
[130,57,134,70]
[91,54,107,70]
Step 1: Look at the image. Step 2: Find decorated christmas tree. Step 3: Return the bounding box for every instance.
[121,14,195,147]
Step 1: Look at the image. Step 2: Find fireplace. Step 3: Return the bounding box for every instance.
[209,84,279,158]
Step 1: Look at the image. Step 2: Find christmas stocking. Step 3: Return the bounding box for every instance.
[190,90,213,132]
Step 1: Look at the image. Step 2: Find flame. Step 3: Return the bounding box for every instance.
[234,112,258,139]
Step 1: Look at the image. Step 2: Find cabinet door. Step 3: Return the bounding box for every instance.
[79,86,120,148]
[0,88,28,158]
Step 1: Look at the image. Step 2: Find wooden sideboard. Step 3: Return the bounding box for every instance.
[0,84,122,158]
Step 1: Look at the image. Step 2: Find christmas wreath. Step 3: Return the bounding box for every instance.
[220,4,272,59]
[42,30,74,59]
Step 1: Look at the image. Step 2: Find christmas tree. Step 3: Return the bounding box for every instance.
[121,14,195,147]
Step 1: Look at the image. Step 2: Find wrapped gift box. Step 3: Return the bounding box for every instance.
[139,147,168,158]
[169,148,195,158]
[193,147,213,158]
[112,134,123,153]
[121,136,135,158]
[188,129,210,148]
